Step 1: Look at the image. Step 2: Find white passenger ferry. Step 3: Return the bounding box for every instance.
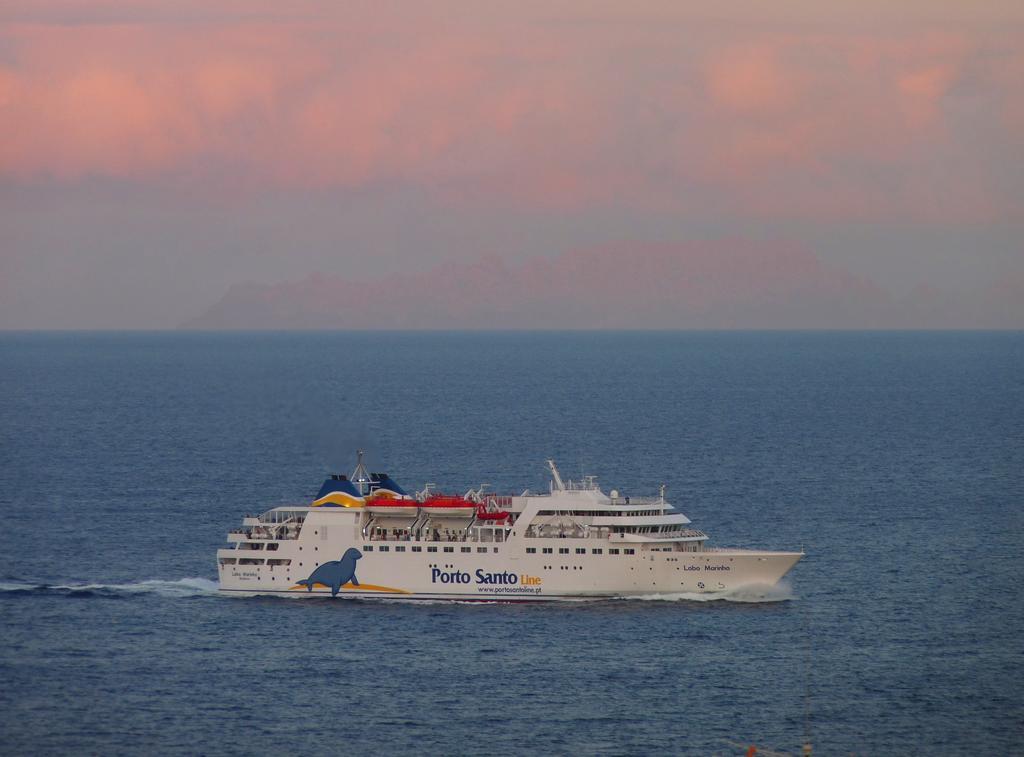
[217,452,802,601]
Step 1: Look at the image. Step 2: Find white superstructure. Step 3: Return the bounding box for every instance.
[217,453,802,601]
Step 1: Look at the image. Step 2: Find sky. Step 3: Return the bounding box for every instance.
[2,1,1022,329]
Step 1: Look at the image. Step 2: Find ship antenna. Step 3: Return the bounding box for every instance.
[547,459,566,492]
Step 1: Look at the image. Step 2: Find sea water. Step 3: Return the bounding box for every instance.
[0,331,1021,755]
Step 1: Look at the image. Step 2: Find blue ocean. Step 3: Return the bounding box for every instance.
[1,331,1021,755]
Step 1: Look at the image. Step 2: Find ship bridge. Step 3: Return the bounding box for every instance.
[509,460,707,545]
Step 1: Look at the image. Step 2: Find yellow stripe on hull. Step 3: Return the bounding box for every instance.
[289,582,411,594]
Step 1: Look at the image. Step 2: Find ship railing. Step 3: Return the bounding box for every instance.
[256,509,308,525]
[482,495,513,508]
[522,526,607,540]
[519,526,706,540]
[607,496,663,506]
[634,529,706,540]
[607,529,706,540]
[232,520,303,541]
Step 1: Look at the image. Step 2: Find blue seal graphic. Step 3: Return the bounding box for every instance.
[297,548,362,597]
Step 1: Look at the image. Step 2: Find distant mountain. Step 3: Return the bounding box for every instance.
[182,240,890,329]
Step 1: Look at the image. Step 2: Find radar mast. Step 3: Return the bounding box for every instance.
[351,449,373,495]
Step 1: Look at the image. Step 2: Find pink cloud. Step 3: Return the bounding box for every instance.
[706,45,802,115]
[0,5,1021,221]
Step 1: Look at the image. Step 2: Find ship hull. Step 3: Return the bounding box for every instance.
[218,535,801,601]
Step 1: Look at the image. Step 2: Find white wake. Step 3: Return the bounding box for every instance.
[0,577,219,598]
[625,580,795,603]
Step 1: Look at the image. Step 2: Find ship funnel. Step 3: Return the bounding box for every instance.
[312,474,365,507]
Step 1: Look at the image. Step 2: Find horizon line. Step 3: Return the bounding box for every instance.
[2,328,1022,335]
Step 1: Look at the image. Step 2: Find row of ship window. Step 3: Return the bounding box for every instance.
[221,546,641,565]
[526,547,635,555]
[535,509,667,517]
[365,545,499,554]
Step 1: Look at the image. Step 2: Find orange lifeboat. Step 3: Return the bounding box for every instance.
[421,494,476,518]
[475,504,511,522]
[365,495,419,517]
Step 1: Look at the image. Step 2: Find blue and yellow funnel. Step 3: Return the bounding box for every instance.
[369,473,409,500]
[312,475,365,508]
